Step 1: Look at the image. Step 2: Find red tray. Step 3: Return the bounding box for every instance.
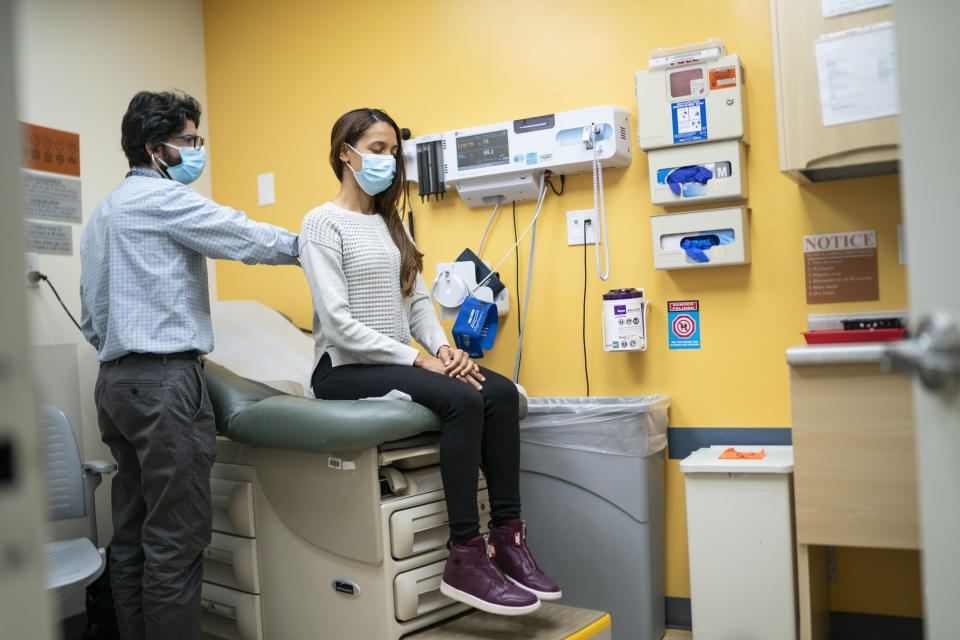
[803,328,906,344]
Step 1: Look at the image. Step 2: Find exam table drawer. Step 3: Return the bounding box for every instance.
[390,490,490,560]
[203,532,260,594]
[200,582,263,640]
[393,560,454,622]
[211,476,256,538]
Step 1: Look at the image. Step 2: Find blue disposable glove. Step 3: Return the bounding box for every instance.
[680,235,720,262]
[666,165,714,196]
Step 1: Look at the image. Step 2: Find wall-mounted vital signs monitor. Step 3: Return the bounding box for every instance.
[404,105,632,207]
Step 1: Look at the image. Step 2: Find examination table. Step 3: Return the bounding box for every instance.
[199,361,611,640]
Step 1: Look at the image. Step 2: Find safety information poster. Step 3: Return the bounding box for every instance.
[804,230,879,303]
[19,122,82,223]
[21,169,82,222]
[668,300,701,350]
[671,99,708,144]
[25,220,73,255]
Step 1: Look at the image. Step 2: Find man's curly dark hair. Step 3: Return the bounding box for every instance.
[120,90,201,168]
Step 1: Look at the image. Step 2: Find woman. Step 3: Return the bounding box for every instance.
[299,108,560,616]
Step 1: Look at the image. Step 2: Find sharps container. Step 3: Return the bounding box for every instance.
[679,445,797,640]
[602,288,647,352]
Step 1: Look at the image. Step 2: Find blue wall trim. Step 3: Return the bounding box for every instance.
[830,611,923,640]
[665,596,692,630]
[666,598,923,638]
[666,427,793,460]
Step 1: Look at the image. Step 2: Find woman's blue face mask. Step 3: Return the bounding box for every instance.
[345,143,396,196]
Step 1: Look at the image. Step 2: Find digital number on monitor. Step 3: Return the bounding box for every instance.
[456,130,509,170]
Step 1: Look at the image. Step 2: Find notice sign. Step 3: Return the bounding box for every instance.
[804,230,878,304]
[21,169,82,222]
[668,300,700,350]
[25,220,73,255]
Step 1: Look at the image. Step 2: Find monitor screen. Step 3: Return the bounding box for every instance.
[456,130,509,170]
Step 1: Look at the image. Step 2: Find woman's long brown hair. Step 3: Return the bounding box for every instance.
[329,108,422,297]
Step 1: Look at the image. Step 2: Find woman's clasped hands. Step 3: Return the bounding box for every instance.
[414,345,485,390]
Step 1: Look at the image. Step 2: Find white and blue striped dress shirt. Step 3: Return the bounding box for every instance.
[79,168,299,362]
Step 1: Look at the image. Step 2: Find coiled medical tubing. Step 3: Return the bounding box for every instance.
[591,126,610,281]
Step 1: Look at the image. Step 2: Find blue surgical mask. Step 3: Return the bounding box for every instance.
[345,143,396,196]
[155,143,207,185]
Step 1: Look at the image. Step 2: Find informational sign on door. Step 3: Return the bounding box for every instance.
[668,300,701,350]
[804,230,879,304]
[19,122,82,223]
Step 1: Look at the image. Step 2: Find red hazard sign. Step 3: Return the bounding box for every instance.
[672,314,696,339]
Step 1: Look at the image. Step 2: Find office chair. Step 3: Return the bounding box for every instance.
[40,405,116,604]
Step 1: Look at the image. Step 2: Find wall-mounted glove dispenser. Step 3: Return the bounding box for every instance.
[650,207,750,269]
[648,139,747,206]
[636,40,750,207]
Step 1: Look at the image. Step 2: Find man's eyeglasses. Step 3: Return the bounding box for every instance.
[169,135,205,149]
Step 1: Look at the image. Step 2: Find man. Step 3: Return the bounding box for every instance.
[79,90,299,640]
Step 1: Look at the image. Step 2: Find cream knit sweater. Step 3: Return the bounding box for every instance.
[299,202,449,373]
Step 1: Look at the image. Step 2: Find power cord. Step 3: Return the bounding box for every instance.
[404,179,415,241]
[582,220,590,396]
[547,174,566,196]
[29,271,82,332]
[512,201,521,340]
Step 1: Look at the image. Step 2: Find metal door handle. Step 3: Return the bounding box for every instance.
[883,312,960,393]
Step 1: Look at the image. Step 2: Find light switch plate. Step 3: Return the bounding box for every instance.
[567,209,598,246]
[258,172,275,206]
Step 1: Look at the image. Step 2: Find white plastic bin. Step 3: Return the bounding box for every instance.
[679,445,797,640]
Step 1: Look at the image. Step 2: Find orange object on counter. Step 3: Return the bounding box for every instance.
[719,447,765,460]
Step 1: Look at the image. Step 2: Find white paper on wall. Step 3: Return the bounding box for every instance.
[822,0,892,19]
[815,21,899,127]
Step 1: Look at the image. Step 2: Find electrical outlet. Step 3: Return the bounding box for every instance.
[25,252,39,288]
[567,209,599,246]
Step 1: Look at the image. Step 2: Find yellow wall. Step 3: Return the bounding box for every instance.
[203,0,916,616]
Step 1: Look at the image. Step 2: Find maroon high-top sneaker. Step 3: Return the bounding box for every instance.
[488,519,562,600]
[440,535,541,616]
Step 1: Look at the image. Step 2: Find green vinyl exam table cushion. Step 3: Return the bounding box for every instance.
[204,361,527,454]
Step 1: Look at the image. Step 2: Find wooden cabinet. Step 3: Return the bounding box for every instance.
[769,0,899,183]
[787,346,919,640]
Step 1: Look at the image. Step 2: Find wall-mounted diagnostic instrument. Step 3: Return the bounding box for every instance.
[404,105,632,208]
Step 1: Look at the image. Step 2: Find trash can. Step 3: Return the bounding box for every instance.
[679,445,797,640]
[518,396,669,640]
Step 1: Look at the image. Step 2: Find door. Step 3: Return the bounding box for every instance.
[891,2,960,638]
[0,0,56,637]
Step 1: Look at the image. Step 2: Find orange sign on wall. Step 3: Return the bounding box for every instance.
[20,122,80,177]
[709,66,738,91]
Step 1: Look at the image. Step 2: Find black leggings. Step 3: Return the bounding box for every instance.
[312,354,521,543]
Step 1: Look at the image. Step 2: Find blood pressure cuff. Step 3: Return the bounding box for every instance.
[456,248,505,296]
[666,165,714,195]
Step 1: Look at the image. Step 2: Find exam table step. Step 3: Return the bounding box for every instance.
[404,602,611,640]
